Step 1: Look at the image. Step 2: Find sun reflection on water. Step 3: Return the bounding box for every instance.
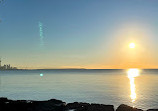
[127,69,140,103]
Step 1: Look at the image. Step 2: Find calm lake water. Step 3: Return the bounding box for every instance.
[0,69,158,110]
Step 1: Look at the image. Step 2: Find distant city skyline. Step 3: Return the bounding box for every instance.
[0,58,17,70]
[0,0,158,69]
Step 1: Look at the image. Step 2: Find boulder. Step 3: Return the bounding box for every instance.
[0,97,8,102]
[66,102,114,111]
[0,97,66,111]
[31,99,66,111]
[147,109,158,111]
[116,104,143,111]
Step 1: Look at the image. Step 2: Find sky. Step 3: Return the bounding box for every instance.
[0,0,158,69]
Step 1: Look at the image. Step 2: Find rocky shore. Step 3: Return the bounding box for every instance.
[0,97,157,111]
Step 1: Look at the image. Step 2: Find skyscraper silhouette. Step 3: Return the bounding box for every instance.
[0,58,1,67]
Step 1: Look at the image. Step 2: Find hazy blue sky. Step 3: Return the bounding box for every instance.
[0,0,158,69]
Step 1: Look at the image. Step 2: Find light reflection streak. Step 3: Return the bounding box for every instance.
[127,69,140,103]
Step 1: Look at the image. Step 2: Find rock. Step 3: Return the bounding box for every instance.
[116,104,143,111]
[66,102,114,111]
[147,109,158,111]
[4,97,157,111]
[0,97,66,111]
[31,99,66,111]
[0,97,8,102]
[65,102,90,111]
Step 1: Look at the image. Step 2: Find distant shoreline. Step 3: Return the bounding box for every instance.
[0,68,158,71]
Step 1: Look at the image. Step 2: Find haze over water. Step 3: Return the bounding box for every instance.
[0,69,158,110]
[1,1,158,111]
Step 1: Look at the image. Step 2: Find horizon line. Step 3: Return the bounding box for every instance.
[5,68,158,70]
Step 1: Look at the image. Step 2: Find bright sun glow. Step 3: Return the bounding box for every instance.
[129,43,135,48]
[127,69,140,103]
[128,69,139,78]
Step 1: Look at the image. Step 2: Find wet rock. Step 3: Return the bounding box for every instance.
[116,104,143,111]
[66,102,114,111]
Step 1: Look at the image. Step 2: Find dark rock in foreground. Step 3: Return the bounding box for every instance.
[0,97,114,111]
[0,97,158,111]
[147,109,158,111]
[116,104,143,111]
[66,102,114,111]
[0,97,66,111]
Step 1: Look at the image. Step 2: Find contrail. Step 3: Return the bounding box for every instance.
[38,21,44,47]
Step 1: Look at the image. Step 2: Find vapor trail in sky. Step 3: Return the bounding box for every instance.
[38,21,44,47]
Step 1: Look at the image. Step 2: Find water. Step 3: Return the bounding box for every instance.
[0,69,158,110]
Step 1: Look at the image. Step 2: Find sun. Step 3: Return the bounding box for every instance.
[129,43,135,48]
